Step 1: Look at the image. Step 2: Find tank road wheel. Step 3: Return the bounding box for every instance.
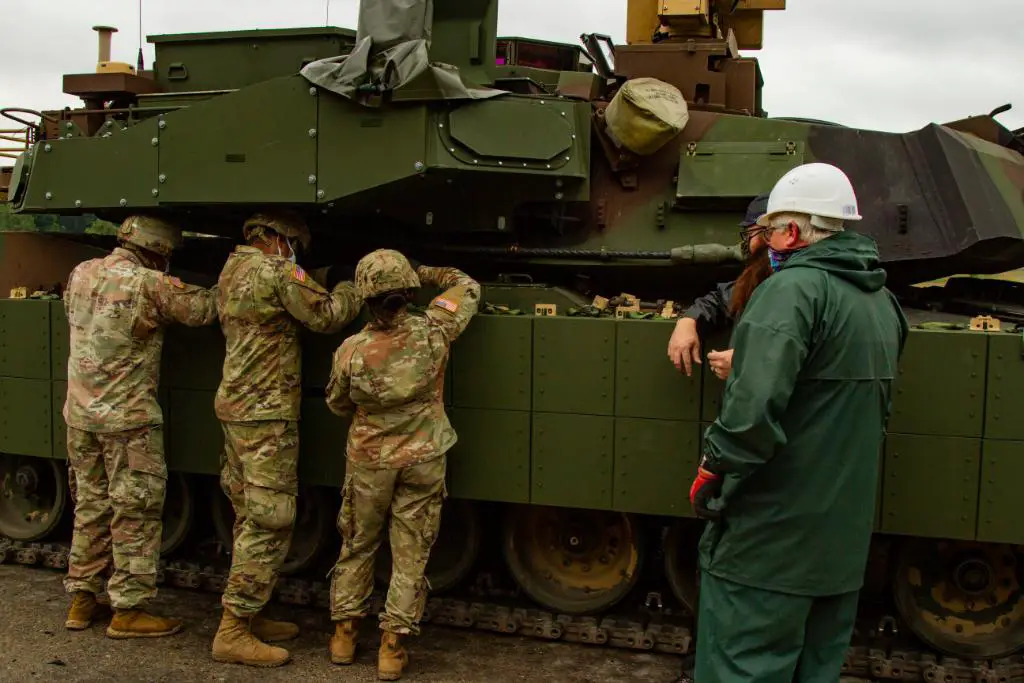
[211,483,330,575]
[159,473,193,556]
[374,498,481,594]
[502,505,644,615]
[663,519,704,615]
[893,538,1024,659]
[0,455,68,541]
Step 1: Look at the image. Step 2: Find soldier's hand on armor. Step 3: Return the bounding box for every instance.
[707,348,734,381]
[689,460,722,520]
[668,317,702,376]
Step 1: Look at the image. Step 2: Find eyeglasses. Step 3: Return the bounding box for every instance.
[742,225,773,243]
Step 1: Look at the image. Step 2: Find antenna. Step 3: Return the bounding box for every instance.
[325,0,331,26]
[136,0,144,73]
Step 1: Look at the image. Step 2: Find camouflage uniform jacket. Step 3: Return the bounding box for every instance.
[326,266,480,469]
[215,245,361,422]
[64,247,218,433]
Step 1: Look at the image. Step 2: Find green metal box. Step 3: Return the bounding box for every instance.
[300,329,349,390]
[452,315,532,411]
[0,299,52,380]
[888,329,986,438]
[977,440,1024,545]
[677,140,806,202]
[50,301,68,381]
[0,377,52,458]
[165,389,221,475]
[613,418,698,517]
[297,398,349,487]
[448,408,531,503]
[533,317,615,416]
[984,332,1024,440]
[880,434,980,540]
[616,320,700,421]
[149,27,356,93]
[162,325,225,391]
[316,99,429,201]
[23,118,160,212]
[531,412,613,510]
[157,76,318,205]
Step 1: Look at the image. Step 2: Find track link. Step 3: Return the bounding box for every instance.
[4,538,1024,682]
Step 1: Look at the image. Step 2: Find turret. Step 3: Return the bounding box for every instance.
[618,0,786,116]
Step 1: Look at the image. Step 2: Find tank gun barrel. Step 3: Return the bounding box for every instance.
[423,243,743,264]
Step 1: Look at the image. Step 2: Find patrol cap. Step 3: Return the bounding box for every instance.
[242,209,312,250]
[355,249,421,300]
[117,214,182,257]
[739,193,771,228]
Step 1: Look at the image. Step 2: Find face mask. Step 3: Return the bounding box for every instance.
[768,247,797,272]
[164,261,171,274]
[274,237,297,264]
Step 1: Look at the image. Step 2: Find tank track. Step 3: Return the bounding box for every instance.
[4,537,1024,682]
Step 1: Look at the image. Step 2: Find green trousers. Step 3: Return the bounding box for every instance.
[694,571,858,683]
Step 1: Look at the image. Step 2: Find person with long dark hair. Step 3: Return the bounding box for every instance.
[325,249,480,681]
[667,193,773,379]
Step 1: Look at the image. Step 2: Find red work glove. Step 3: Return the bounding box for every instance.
[689,462,722,520]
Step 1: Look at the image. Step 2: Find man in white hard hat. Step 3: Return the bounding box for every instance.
[687,162,909,682]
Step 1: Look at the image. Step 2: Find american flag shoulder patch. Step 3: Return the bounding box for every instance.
[432,297,458,313]
[291,264,307,283]
[165,275,185,289]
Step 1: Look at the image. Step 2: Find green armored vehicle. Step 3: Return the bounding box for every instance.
[4,0,1024,677]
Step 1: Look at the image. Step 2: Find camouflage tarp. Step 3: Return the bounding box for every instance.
[300,0,505,105]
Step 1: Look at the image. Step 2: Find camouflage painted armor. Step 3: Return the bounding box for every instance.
[64,247,218,432]
[62,246,217,609]
[214,246,361,422]
[325,265,481,469]
[327,261,479,635]
[215,245,361,618]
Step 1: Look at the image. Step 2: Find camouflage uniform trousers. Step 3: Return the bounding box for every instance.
[329,455,447,635]
[64,425,166,609]
[219,419,299,618]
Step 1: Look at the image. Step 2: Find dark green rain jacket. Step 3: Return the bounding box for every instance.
[699,230,909,597]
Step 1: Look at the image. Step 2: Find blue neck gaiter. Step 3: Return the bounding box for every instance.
[768,247,798,272]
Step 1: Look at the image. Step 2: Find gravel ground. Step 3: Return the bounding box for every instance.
[0,565,685,683]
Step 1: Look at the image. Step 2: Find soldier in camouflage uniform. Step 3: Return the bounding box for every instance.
[325,249,480,681]
[63,214,218,638]
[210,209,362,668]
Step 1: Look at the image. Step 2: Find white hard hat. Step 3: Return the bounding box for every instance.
[756,162,862,228]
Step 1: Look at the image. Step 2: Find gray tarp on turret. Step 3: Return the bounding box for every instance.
[300,0,506,104]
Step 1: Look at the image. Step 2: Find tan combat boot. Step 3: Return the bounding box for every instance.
[65,591,111,630]
[329,618,360,665]
[106,608,183,639]
[378,631,408,681]
[211,611,291,668]
[250,614,299,643]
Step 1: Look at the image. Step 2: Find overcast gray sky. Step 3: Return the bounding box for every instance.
[3,0,1023,133]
